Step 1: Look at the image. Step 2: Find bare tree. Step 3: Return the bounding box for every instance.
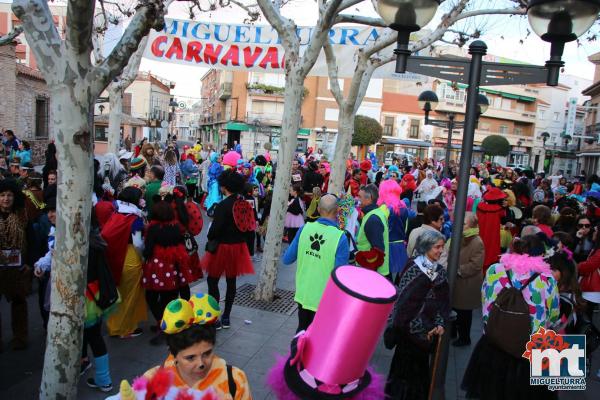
[11,0,168,397]
[253,0,364,301]
[326,0,527,193]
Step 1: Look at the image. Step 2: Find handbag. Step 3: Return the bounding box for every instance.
[183,232,198,255]
[205,240,219,254]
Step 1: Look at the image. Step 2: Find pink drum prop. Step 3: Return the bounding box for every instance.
[302,265,397,386]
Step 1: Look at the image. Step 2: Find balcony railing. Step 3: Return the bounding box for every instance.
[585,123,600,135]
[219,82,232,100]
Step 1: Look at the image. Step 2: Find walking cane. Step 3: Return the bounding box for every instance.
[428,334,444,400]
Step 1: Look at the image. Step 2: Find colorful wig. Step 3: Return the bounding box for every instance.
[377,179,405,213]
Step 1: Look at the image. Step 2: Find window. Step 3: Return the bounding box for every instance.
[553,112,560,121]
[479,122,490,131]
[324,108,339,121]
[538,109,546,120]
[131,127,137,142]
[501,98,512,110]
[493,97,502,109]
[409,119,420,138]
[509,153,530,167]
[35,97,49,138]
[499,125,508,134]
[437,83,465,103]
[514,127,523,136]
[95,125,107,141]
[516,102,525,112]
[383,116,395,135]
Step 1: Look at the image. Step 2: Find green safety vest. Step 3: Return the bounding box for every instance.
[356,205,390,276]
[295,221,344,311]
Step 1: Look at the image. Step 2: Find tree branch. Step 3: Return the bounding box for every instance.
[335,14,386,27]
[66,0,96,55]
[91,0,167,97]
[323,40,345,105]
[301,0,344,71]
[12,0,64,79]
[337,0,364,13]
[256,0,297,51]
[228,0,261,22]
[0,25,23,46]
[120,36,148,89]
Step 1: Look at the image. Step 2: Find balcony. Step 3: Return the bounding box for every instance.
[246,112,283,126]
[585,123,600,135]
[219,82,232,100]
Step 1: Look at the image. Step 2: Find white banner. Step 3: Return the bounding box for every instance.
[143,18,429,81]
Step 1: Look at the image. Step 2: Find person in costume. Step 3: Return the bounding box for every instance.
[180,157,199,200]
[384,229,449,399]
[172,184,204,297]
[0,179,31,350]
[283,194,349,332]
[377,179,412,281]
[129,156,147,180]
[204,152,223,212]
[144,165,164,220]
[81,214,118,392]
[101,186,147,338]
[415,169,441,203]
[450,213,484,347]
[359,159,371,186]
[142,294,252,399]
[200,170,254,330]
[344,168,362,198]
[101,153,128,195]
[356,184,390,278]
[143,199,195,345]
[476,187,507,273]
[284,184,305,243]
[163,147,179,187]
[462,234,559,400]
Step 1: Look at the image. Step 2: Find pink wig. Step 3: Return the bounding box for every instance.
[222,151,241,167]
[377,179,405,213]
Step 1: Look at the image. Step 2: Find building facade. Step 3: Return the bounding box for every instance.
[0,43,52,164]
[579,52,600,176]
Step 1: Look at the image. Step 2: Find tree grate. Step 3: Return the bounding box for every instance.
[233,283,298,315]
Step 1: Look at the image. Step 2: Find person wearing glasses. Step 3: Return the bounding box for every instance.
[574,216,594,263]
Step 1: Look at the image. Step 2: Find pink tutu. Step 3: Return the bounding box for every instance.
[285,212,305,228]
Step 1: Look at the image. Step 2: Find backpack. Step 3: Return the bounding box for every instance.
[232,196,256,232]
[485,269,539,358]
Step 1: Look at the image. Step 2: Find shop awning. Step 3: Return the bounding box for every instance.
[226,122,310,136]
[456,84,536,102]
[380,137,431,147]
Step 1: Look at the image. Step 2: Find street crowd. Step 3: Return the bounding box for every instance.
[1,126,600,399]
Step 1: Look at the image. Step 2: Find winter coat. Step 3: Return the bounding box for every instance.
[578,249,600,294]
[452,235,485,310]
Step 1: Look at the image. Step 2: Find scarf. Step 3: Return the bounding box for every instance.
[0,210,27,252]
[116,200,143,217]
[414,255,439,281]
[463,227,479,238]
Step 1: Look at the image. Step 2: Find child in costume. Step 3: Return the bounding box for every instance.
[109,294,252,399]
[204,152,223,212]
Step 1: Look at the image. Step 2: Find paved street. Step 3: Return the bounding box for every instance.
[1,245,599,399]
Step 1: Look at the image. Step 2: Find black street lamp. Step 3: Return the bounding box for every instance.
[418,90,489,177]
[528,0,600,85]
[376,0,598,398]
[540,131,551,146]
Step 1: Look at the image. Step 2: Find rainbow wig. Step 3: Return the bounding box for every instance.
[377,179,405,213]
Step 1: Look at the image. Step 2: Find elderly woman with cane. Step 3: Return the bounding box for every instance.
[384,229,450,399]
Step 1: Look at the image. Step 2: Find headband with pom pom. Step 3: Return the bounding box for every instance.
[160,293,221,334]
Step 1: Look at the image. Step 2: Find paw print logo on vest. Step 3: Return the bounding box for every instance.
[309,234,325,251]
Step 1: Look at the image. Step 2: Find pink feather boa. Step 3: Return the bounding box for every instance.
[266,355,385,400]
[499,253,550,275]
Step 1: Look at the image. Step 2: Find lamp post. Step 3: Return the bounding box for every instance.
[418,90,488,177]
[376,0,599,398]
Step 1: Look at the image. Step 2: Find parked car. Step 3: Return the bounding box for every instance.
[384,151,415,165]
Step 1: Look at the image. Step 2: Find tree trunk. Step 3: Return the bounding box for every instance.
[107,83,123,154]
[328,107,354,194]
[254,70,304,301]
[40,89,93,400]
